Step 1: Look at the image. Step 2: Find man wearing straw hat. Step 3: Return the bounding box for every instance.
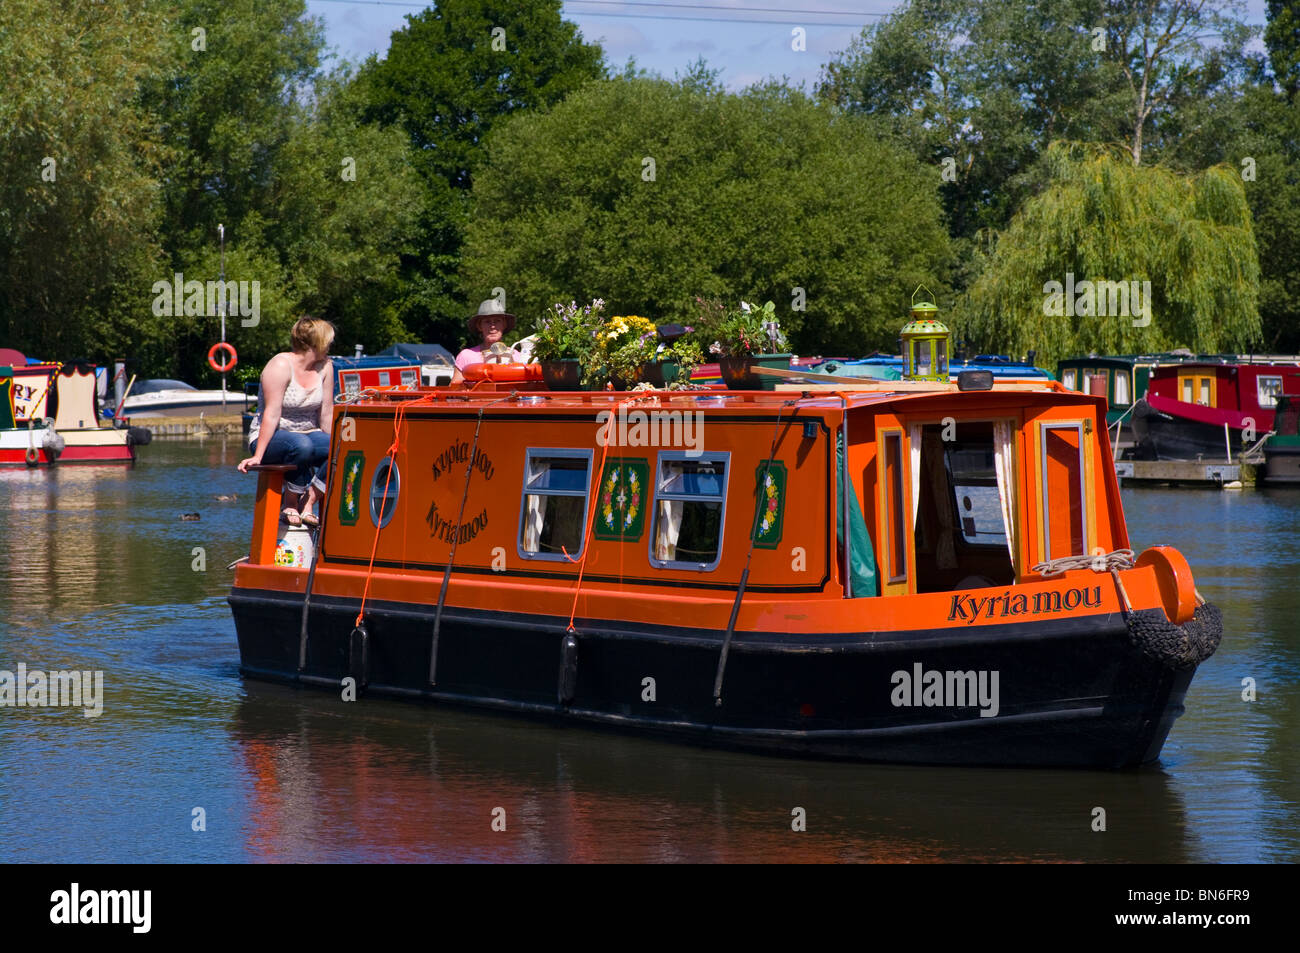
[451,299,525,382]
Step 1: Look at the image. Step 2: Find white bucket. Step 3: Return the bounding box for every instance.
[273,523,315,568]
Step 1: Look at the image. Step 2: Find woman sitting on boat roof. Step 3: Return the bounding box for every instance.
[237,316,335,527]
[450,299,525,383]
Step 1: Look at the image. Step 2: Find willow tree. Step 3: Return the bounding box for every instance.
[955,143,1260,367]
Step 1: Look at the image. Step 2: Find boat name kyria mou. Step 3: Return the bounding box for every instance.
[228,308,1222,768]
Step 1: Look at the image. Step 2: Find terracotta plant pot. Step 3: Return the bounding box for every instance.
[719,353,792,390]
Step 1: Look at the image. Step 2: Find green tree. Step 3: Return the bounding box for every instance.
[955,143,1260,366]
[1266,0,1300,99]
[1101,0,1257,166]
[460,78,953,357]
[357,0,606,344]
[819,0,1122,239]
[268,70,425,361]
[0,0,169,360]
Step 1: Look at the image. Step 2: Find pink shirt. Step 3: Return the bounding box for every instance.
[455,344,523,371]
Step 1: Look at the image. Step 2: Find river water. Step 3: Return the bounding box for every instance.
[0,438,1295,863]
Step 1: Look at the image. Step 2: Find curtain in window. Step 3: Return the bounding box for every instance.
[655,500,684,560]
[923,430,958,569]
[992,420,1017,572]
[908,424,922,527]
[523,461,549,551]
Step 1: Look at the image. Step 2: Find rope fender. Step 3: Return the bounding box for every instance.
[1032,548,1221,671]
[1124,602,1222,671]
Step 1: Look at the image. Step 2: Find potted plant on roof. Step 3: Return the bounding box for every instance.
[595,314,658,389]
[698,297,792,390]
[598,316,706,390]
[533,298,604,390]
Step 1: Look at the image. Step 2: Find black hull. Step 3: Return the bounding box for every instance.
[1263,444,1300,484]
[228,588,1196,769]
[1131,399,1242,461]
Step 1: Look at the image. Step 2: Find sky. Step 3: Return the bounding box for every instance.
[306,0,1273,91]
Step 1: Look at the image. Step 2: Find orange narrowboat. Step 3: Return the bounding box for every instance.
[228,349,1221,767]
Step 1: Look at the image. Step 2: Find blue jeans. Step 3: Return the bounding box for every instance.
[252,429,330,496]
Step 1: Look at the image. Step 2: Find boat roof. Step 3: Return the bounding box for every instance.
[343,378,1080,416]
[133,379,197,394]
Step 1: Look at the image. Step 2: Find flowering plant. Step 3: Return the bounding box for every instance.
[531,299,605,362]
[595,314,658,382]
[594,315,706,387]
[694,296,788,357]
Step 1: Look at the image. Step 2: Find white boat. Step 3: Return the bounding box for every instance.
[122,379,247,417]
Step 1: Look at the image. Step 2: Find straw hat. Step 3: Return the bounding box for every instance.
[468,299,516,336]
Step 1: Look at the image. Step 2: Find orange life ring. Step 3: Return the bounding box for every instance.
[208,342,238,373]
[462,362,543,383]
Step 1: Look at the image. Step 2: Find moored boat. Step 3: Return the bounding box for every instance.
[1131,357,1300,460]
[1262,394,1300,484]
[1,366,63,466]
[228,315,1221,768]
[122,379,246,418]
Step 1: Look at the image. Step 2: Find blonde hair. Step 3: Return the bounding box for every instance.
[290,316,335,356]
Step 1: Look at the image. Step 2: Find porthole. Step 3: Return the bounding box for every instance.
[370,456,399,528]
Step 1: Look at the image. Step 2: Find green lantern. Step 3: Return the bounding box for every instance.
[901,286,949,382]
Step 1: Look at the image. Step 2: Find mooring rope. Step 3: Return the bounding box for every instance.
[1030,549,1135,577]
[562,392,658,634]
[353,391,437,629]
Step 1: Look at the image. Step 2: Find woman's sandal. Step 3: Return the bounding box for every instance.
[300,511,319,527]
[282,507,302,527]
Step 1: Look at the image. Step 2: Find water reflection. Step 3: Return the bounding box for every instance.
[230,683,1193,863]
[0,442,1295,862]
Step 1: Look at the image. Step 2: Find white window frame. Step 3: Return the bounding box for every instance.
[1257,375,1283,409]
[516,448,594,562]
[649,451,730,572]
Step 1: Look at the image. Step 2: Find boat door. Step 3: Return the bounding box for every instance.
[1029,413,1098,563]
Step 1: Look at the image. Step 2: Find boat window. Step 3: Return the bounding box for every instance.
[1198,376,1213,406]
[1257,375,1283,409]
[518,450,593,561]
[912,422,1016,594]
[948,445,1007,548]
[1115,370,1131,405]
[883,432,907,584]
[400,368,418,388]
[370,457,400,529]
[378,371,391,387]
[1062,368,1077,391]
[650,452,729,571]
[1182,377,1194,403]
[1040,425,1086,559]
[341,372,361,397]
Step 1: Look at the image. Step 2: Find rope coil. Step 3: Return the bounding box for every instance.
[1031,548,1135,577]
